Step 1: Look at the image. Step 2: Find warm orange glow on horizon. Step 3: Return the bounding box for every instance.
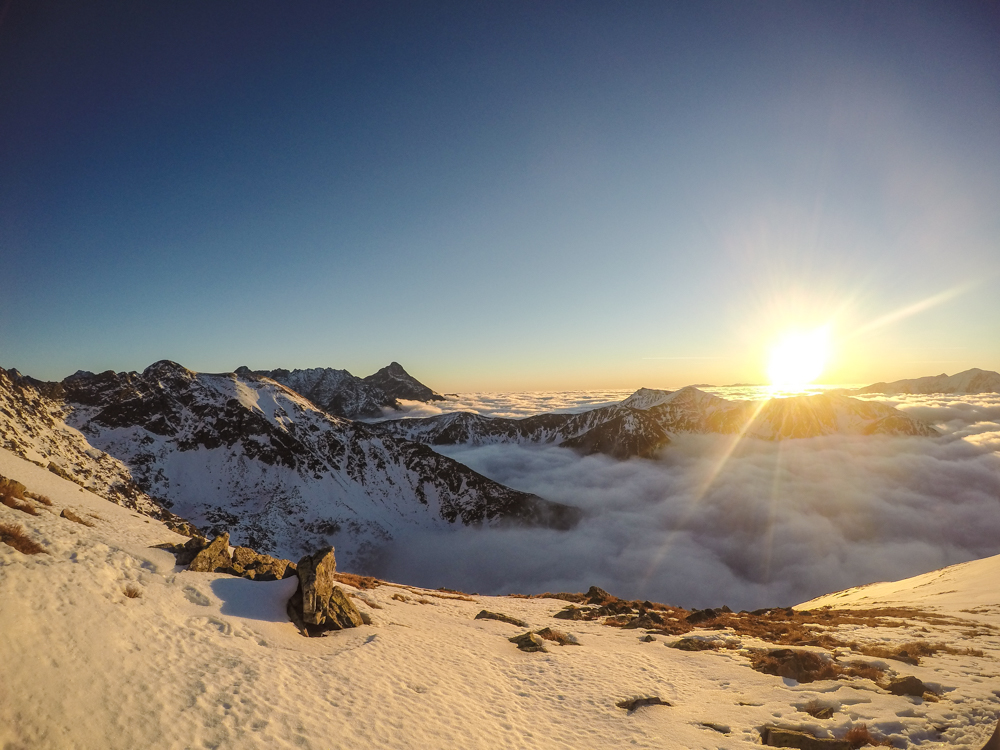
[767,328,830,390]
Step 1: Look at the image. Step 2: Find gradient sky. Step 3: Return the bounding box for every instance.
[2,1,998,391]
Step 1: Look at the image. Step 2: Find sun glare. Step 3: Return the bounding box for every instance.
[767,328,829,390]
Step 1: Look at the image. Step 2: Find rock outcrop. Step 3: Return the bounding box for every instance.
[286,547,364,636]
[188,533,235,574]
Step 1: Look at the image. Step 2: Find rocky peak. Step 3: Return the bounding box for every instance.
[363,362,444,403]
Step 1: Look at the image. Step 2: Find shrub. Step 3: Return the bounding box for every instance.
[844,723,893,748]
[123,583,143,599]
[0,522,47,555]
[25,491,53,506]
[1,493,38,516]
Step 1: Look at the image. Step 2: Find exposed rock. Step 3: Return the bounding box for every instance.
[475,610,528,628]
[982,718,1000,750]
[286,547,363,636]
[363,362,445,403]
[553,605,596,621]
[751,649,838,684]
[509,632,547,652]
[669,637,717,652]
[888,675,930,697]
[231,546,295,581]
[640,634,657,643]
[188,533,235,573]
[59,509,94,527]
[760,726,849,749]
[534,627,580,646]
[615,696,671,713]
[0,476,27,498]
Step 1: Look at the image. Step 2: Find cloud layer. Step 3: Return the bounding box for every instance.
[365,391,1000,610]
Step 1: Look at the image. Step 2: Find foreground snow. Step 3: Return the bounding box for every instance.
[2,447,998,749]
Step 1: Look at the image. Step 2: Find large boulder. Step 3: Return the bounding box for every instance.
[286,547,363,636]
[187,533,234,573]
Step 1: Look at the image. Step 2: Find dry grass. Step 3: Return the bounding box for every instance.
[749,649,886,686]
[844,723,893,748]
[0,521,47,555]
[122,583,143,599]
[334,572,382,590]
[24,491,53,506]
[802,699,835,719]
[1,479,39,516]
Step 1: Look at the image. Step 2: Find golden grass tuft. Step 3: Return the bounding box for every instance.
[802,699,835,719]
[0,521,47,555]
[123,583,143,599]
[844,723,894,748]
[24,491,54,506]
[333,572,382,590]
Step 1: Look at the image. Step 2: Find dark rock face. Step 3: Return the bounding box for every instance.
[374,385,937,460]
[188,533,235,573]
[475,610,528,628]
[53,361,580,561]
[287,547,364,636]
[615,696,671,713]
[232,546,295,580]
[362,362,445,403]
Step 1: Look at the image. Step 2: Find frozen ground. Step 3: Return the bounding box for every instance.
[2,447,998,749]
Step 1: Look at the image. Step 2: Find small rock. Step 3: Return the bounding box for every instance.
[286,547,363,636]
[187,533,234,573]
[585,585,613,604]
[231,546,293,581]
[888,675,929,697]
[669,637,717,652]
[509,632,548,652]
[534,627,580,646]
[553,605,595,621]
[60,509,94,527]
[640,634,657,643]
[616,696,670,713]
[475,610,529,627]
[760,727,849,749]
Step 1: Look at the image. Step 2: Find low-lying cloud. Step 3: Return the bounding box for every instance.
[365,391,1000,610]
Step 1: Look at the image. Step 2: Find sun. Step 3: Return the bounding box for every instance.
[767,328,830,390]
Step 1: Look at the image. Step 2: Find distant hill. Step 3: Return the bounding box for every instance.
[853,368,1000,395]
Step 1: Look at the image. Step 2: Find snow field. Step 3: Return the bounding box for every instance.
[2,447,999,749]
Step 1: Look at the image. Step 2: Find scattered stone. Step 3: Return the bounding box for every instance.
[669,637,717,652]
[286,547,364,636]
[888,675,930,697]
[475,610,529,627]
[509,632,548,653]
[164,518,202,538]
[751,649,839,684]
[686,608,721,624]
[59,509,94,527]
[553,605,595,621]
[187,533,235,573]
[585,585,613,604]
[760,726,849,749]
[0,476,27,498]
[616,696,671,713]
[640,634,657,643]
[392,593,408,602]
[534,627,580,646]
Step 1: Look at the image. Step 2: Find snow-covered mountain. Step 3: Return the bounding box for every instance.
[239,361,442,419]
[853,368,1000,395]
[374,386,938,459]
[2,362,579,564]
[0,367,177,522]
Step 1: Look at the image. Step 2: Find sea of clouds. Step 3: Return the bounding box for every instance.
[366,389,1000,610]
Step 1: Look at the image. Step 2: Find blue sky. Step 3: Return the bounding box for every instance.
[1,1,998,390]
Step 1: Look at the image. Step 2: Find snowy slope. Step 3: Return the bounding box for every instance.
[855,368,1000,395]
[237,365,399,419]
[1,447,997,750]
[375,386,938,459]
[4,362,579,565]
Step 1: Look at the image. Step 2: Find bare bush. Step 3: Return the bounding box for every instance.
[123,583,143,599]
[0,522,47,555]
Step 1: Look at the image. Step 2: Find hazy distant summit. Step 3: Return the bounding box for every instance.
[854,368,1000,395]
[238,361,442,419]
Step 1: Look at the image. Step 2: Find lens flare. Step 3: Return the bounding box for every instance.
[767,328,829,389]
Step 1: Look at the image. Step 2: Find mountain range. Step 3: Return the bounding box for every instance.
[0,362,577,564]
[849,367,1000,395]
[374,385,939,460]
